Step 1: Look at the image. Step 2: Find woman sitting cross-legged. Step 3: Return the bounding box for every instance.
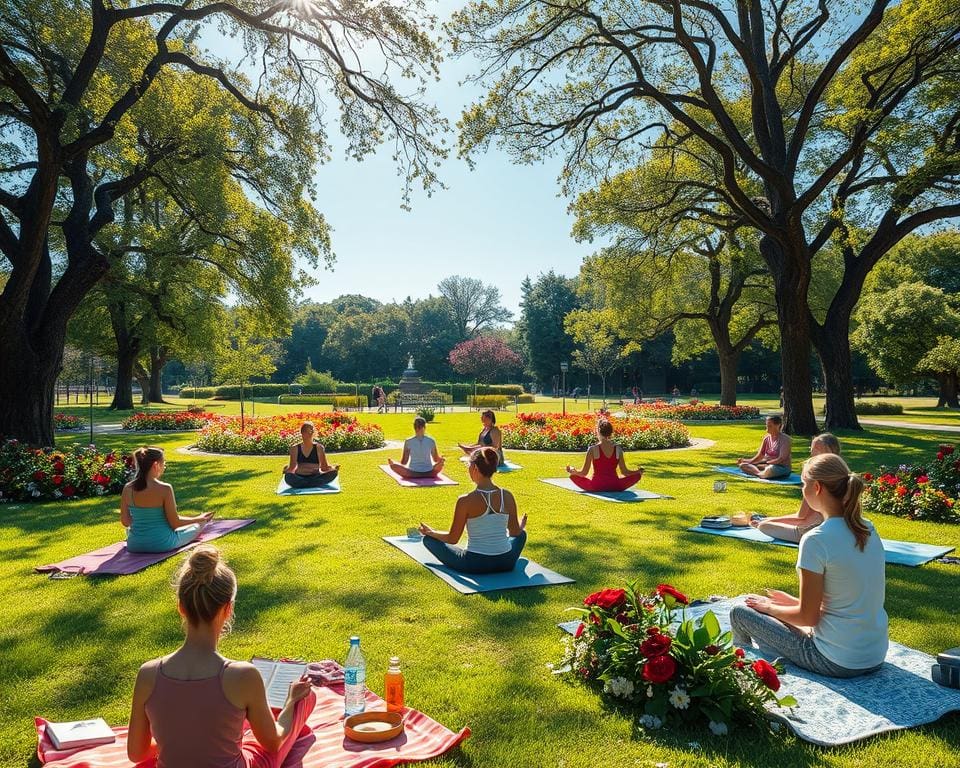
[736,414,792,479]
[127,546,316,768]
[752,433,841,542]
[458,409,504,466]
[730,454,888,678]
[121,447,213,554]
[282,421,339,488]
[418,447,527,574]
[565,419,644,492]
[389,417,445,478]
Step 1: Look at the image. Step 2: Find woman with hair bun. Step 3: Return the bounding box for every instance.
[730,454,888,677]
[418,446,527,574]
[120,447,212,553]
[565,419,644,492]
[127,546,316,767]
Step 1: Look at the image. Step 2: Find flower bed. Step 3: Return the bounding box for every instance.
[503,413,690,451]
[862,443,960,523]
[54,413,85,430]
[121,411,219,431]
[622,401,761,421]
[559,581,796,734]
[193,412,384,454]
[0,439,133,502]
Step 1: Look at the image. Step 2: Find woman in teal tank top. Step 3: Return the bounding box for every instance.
[121,447,213,553]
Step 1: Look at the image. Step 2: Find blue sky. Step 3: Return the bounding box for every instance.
[211,2,597,316]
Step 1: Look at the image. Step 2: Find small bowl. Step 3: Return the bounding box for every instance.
[730,513,750,527]
[406,527,422,540]
[344,711,404,743]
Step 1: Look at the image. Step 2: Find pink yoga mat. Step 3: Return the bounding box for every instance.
[37,684,470,767]
[378,464,458,487]
[35,519,255,576]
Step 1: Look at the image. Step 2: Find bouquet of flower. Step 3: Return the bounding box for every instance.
[559,582,796,734]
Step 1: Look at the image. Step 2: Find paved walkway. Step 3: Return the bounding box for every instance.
[859,419,960,433]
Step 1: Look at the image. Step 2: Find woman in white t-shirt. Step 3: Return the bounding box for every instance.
[388,417,445,478]
[730,453,888,677]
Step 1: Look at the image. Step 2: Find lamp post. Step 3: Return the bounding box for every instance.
[560,361,569,416]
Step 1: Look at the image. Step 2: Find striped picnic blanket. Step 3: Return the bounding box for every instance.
[37,684,470,768]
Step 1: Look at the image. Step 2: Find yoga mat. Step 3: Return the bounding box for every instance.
[459,455,522,472]
[714,465,803,485]
[539,477,672,502]
[276,476,341,495]
[35,519,254,577]
[687,525,955,567]
[383,535,574,594]
[378,465,458,487]
[38,683,469,768]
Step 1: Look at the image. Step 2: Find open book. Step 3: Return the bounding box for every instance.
[46,718,115,750]
[250,658,308,709]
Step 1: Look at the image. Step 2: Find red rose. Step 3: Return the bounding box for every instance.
[53,461,65,474]
[937,452,945,461]
[640,634,672,658]
[752,659,781,691]
[33,471,46,481]
[735,660,745,670]
[63,485,75,497]
[614,611,630,624]
[704,644,720,656]
[946,446,956,455]
[53,475,63,486]
[917,475,929,484]
[862,472,873,482]
[584,588,627,611]
[656,584,689,605]
[641,654,677,684]
[646,626,661,636]
[734,648,745,658]
[574,622,585,639]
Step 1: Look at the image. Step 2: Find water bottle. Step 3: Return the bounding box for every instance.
[344,636,367,716]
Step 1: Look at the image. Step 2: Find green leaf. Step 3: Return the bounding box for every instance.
[701,610,721,640]
[693,627,711,650]
[777,695,798,708]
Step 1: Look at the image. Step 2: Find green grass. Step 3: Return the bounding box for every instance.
[6,414,960,767]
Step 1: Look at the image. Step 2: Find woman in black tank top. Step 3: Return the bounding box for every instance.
[282,422,339,488]
[458,409,504,466]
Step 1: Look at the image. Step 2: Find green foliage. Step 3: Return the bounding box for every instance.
[919,337,960,379]
[854,402,905,416]
[332,396,368,410]
[468,395,511,409]
[517,273,580,386]
[216,312,277,392]
[437,275,512,340]
[294,363,338,392]
[416,407,436,422]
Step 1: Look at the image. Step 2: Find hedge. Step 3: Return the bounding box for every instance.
[180,382,526,402]
[276,394,343,405]
[819,400,904,416]
[468,395,511,409]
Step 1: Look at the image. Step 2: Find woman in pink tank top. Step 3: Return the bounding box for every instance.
[127,546,316,768]
[737,414,793,479]
[566,419,645,492]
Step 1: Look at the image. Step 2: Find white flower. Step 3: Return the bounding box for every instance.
[603,677,635,698]
[638,714,663,730]
[646,685,654,698]
[668,686,691,710]
[32,490,41,497]
[708,720,728,736]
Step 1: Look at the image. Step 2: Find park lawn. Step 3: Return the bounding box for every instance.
[4,415,959,768]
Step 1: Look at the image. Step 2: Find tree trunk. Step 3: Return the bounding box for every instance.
[0,328,60,447]
[148,347,167,403]
[936,373,960,408]
[815,328,861,431]
[112,347,137,410]
[717,348,740,406]
[134,363,151,405]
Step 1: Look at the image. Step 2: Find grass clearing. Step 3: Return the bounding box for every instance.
[5,413,960,767]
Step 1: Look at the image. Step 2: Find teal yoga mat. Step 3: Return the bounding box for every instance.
[714,465,802,485]
[383,535,574,594]
[688,524,954,566]
[275,476,341,495]
[539,477,672,502]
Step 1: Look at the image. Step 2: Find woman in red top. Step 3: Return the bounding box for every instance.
[566,419,644,492]
[127,546,316,768]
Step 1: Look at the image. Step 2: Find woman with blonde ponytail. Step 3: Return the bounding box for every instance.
[730,454,888,677]
[120,447,213,553]
[127,546,316,767]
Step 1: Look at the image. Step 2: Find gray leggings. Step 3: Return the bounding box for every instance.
[729,605,881,678]
[423,531,527,574]
[284,469,338,488]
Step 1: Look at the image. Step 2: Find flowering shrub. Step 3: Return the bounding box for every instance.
[194,412,384,454]
[559,582,796,734]
[503,413,690,451]
[54,413,84,430]
[0,439,133,502]
[862,443,960,523]
[121,411,218,431]
[622,402,761,421]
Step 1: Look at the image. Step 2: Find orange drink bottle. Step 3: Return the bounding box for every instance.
[384,656,405,712]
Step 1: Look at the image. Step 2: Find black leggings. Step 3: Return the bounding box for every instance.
[284,470,338,488]
[423,531,527,574]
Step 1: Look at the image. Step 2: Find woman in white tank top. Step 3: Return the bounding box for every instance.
[418,447,527,574]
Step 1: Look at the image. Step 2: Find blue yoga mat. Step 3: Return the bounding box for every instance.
[275,476,341,495]
[714,465,802,485]
[539,477,672,503]
[383,535,574,594]
[688,524,954,566]
[459,456,522,472]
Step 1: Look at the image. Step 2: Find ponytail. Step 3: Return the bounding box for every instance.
[841,472,869,551]
[132,447,164,491]
[804,454,870,551]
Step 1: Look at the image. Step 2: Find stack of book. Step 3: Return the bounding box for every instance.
[46,719,115,750]
[700,515,732,529]
[933,647,960,688]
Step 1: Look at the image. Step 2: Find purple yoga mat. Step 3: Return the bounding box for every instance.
[378,464,458,487]
[35,519,254,576]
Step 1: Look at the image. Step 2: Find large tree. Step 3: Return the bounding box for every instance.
[451,0,960,433]
[0,0,444,444]
[322,304,411,381]
[437,275,512,341]
[516,272,580,388]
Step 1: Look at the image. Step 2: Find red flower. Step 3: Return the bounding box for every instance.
[33,471,46,481]
[735,660,745,670]
[734,647,745,658]
[640,633,672,658]
[574,622,585,639]
[937,452,945,461]
[896,485,908,497]
[704,644,720,656]
[946,445,956,455]
[646,626,661,636]
[641,654,677,684]
[583,588,627,611]
[53,475,63,486]
[656,584,689,605]
[917,475,929,484]
[63,485,75,497]
[53,461,65,474]
[862,472,873,482]
[752,659,781,691]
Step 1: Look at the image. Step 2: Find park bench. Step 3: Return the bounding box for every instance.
[393,393,449,413]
